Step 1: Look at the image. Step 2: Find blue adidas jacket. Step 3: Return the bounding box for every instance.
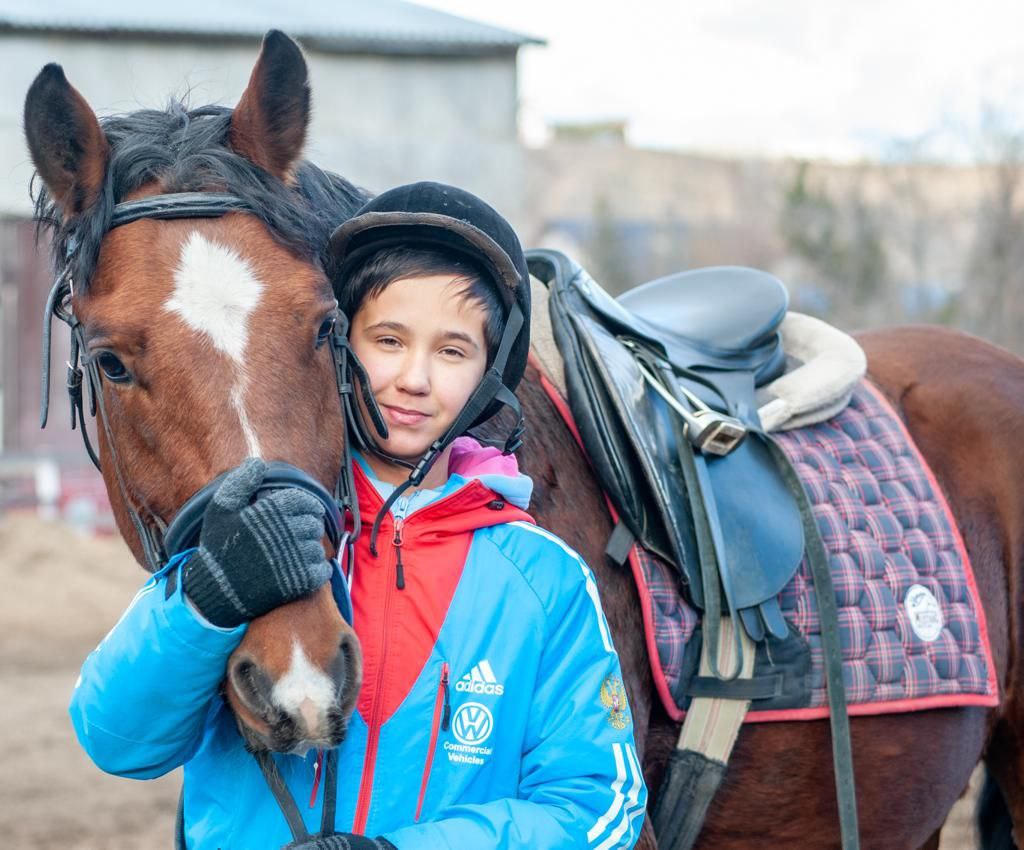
[69,444,646,849]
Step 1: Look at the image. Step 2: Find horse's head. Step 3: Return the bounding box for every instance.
[25,32,365,752]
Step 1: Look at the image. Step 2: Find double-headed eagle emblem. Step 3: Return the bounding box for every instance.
[600,675,631,730]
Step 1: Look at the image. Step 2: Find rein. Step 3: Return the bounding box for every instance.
[42,191,378,843]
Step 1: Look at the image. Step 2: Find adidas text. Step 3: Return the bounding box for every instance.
[457,660,505,697]
[455,680,505,696]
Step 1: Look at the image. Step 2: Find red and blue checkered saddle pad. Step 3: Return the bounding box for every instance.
[629,380,998,722]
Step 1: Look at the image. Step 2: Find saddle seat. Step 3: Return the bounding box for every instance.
[618,266,788,353]
[572,266,788,388]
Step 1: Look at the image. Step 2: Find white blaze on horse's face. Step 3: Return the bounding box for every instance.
[273,640,338,744]
[165,230,264,457]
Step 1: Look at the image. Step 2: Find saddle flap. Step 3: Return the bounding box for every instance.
[706,435,805,610]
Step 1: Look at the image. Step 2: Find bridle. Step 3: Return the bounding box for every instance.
[41,191,383,573]
[43,190,387,846]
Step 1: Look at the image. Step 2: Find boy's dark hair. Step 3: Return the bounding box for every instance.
[342,246,505,363]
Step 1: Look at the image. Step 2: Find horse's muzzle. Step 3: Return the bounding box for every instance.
[226,608,362,753]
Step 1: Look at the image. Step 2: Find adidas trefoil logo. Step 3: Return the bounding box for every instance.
[456,659,505,697]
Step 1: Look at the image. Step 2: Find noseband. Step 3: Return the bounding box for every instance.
[41,192,374,572]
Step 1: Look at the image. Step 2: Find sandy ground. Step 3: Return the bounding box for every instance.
[0,514,981,849]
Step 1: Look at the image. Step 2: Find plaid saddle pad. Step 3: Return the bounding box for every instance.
[626,380,998,721]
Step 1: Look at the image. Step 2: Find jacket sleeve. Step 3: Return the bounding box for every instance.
[383,535,647,850]
[68,551,246,779]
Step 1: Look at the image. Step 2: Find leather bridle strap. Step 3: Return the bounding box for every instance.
[163,461,344,558]
[254,748,339,842]
[109,192,253,227]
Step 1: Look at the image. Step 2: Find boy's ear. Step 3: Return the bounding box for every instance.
[229,30,310,181]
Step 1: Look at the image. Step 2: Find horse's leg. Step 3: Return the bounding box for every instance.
[976,765,1015,849]
[984,718,1024,846]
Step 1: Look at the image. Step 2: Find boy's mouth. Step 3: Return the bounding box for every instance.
[382,404,430,426]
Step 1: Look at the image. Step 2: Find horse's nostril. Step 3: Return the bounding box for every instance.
[329,637,351,692]
[229,655,277,722]
[333,633,362,717]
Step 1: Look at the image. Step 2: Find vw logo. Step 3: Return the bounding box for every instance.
[451,702,494,746]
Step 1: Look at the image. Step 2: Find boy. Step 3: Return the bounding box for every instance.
[69,182,646,849]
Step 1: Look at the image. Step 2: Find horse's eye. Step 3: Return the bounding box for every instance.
[316,316,336,347]
[97,351,130,383]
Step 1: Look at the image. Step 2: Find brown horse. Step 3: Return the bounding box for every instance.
[24,33,368,753]
[26,32,1024,850]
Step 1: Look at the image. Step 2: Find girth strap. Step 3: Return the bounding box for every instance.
[767,437,860,848]
[653,441,860,849]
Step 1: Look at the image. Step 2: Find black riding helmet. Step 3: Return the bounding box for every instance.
[328,182,531,546]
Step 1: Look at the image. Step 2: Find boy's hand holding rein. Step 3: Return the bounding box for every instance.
[182,458,332,628]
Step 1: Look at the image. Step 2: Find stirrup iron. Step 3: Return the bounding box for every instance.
[634,359,747,456]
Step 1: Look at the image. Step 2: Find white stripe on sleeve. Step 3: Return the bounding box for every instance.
[587,743,626,843]
[509,521,614,652]
[594,742,645,850]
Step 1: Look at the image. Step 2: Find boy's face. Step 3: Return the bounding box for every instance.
[350,274,490,474]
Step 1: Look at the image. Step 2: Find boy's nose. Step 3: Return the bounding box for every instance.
[395,353,431,394]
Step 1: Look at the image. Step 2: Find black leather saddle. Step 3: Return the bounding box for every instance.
[619,266,787,369]
[537,249,805,657]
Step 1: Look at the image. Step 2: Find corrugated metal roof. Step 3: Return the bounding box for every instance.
[0,0,543,55]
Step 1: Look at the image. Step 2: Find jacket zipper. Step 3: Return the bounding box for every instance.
[352,522,400,833]
[415,662,450,822]
[393,517,405,590]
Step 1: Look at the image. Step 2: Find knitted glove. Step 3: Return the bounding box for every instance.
[285,834,397,850]
[182,458,331,627]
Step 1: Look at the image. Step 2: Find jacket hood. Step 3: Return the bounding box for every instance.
[353,439,533,537]
[446,436,532,509]
[354,438,532,513]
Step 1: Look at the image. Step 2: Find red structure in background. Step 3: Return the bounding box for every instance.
[1,219,114,533]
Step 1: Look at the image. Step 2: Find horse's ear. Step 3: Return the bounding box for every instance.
[24,64,109,217]
[230,30,311,181]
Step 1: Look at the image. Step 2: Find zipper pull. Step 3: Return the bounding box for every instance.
[393,518,405,590]
[309,749,324,808]
[441,662,451,731]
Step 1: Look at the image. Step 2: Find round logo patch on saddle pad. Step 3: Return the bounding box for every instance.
[904,584,944,643]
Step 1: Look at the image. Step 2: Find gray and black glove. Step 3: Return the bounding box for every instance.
[285,834,397,850]
[183,458,332,628]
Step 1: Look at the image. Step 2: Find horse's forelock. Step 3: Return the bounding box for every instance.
[32,100,369,293]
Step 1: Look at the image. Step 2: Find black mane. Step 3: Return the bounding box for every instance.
[32,101,369,291]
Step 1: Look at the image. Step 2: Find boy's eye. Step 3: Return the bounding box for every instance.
[440,347,466,358]
[377,336,401,348]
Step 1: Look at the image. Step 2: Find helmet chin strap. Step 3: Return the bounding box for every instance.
[364,304,526,556]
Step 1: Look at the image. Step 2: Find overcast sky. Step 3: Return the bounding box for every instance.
[421,0,1024,161]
